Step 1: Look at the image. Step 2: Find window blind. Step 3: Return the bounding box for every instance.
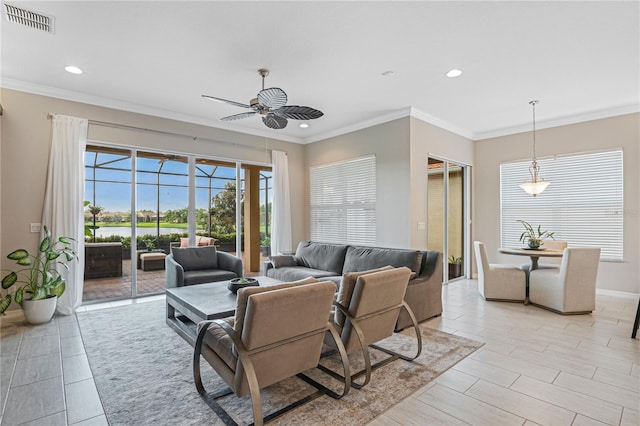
[500,149,623,261]
[310,155,376,245]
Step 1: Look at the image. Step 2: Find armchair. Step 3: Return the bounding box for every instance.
[193,279,350,425]
[165,245,243,288]
[322,266,422,388]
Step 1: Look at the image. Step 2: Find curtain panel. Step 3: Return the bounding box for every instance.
[271,150,292,255]
[41,114,88,315]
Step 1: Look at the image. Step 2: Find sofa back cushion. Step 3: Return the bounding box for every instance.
[171,245,218,271]
[294,241,347,275]
[342,246,423,274]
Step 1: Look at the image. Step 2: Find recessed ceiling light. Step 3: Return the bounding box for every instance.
[65,65,83,74]
[446,69,462,78]
[299,123,309,128]
[381,70,395,77]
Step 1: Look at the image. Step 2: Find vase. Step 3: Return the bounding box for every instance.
[528,239,541,249]
[22,295,57,325]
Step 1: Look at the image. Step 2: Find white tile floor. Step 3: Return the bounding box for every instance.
[1,281,638,426]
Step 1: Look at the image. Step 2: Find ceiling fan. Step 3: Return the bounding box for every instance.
[202,69,323,129]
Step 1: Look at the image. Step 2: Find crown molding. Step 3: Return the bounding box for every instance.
[0,78,303,144]
[474,103,640,141]
[408,107,476,139]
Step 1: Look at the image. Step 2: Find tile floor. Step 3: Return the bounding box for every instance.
[1,280,638,426]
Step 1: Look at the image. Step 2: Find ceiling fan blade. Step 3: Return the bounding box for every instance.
[257,87,287,109]
[220,111,257,121]
[202,95,252,109]
[262,113,288,129]
[273,105,324,120]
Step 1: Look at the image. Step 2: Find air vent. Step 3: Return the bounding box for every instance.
[4,3,54,33]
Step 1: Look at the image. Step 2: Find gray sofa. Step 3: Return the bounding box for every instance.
[165,245,243,288]
[264,241,442,330]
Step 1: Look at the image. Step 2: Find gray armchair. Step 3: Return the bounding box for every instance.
[165,246,243,288]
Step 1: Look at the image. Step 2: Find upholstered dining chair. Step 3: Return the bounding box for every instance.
[529,247,601,314]
[474,241,527,302]
[320,266,422,389]
[193,278,350,426]
[521,240,568,272]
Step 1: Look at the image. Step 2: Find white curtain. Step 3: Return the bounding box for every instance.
[271,150,292,255]
[41,115,88,315]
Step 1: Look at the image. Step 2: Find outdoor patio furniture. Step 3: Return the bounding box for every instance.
[84,242,123,279]
[140,252,167,271]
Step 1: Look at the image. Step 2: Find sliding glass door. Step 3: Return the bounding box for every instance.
[83,144,272,303]
[427,157,469,282]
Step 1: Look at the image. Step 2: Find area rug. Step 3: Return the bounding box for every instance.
[77,300,483,425]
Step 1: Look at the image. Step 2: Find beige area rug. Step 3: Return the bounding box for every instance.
[77,300,483,425]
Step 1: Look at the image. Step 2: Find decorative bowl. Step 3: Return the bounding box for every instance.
[227,277,259,294]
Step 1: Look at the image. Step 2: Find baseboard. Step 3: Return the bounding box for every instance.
[596,288,640,299]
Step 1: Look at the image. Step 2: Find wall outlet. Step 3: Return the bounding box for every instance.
[30,223,41,233]
[417,221,426,231]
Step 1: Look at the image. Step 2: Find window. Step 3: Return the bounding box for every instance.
[500,149,623,261]
[310,155,376,245]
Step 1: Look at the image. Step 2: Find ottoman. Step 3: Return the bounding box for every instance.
[140,252,167,271]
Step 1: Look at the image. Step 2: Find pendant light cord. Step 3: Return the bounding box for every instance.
[530,100,539,160]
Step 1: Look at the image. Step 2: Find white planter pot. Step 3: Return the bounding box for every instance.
[22,295,57,325]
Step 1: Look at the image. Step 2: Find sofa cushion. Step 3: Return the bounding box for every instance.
[267,266,336,283]
[335,266,394,327]
[234,277,319,335]
[270,255,298,268]
[183,269,237,286]
[343,246,423,274]
[294,241,347,275]
[172,246,218,270]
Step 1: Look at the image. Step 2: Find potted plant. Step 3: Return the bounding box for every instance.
[1,226,78,324]
[448,255,463,279]
[260,236,271,257]
[517,220,555,249]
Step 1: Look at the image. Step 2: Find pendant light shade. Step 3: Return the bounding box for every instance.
[520,100,549,196]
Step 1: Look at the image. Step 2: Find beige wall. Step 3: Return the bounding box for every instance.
[0,89,305,284]
[474,113,640,294]
[304,118,411,248]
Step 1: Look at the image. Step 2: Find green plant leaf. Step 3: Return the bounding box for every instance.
[39,237,51,252]
[0,294,11,314]
[32,287,47,300]
[50,281,65,298]
[65,252,73,262]
[58,237,71,244]
[15,287,23,304]
[7,249,29,261]
[16,257,32,266]
[1,272,17,289]
[46,251,60,261]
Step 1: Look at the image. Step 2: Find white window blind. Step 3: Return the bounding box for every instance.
[500,149,623,261]
[310,155,376,245]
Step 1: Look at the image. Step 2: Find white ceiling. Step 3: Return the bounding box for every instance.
[1,1,638,143]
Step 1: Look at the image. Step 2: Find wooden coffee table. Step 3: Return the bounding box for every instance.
[166,276,283,346]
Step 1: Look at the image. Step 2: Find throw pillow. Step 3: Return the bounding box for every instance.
[180,238,189,247]
[270,255,298,268]
[335,265,394,327]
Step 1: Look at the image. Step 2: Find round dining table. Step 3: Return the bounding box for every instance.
[498,247,564,304]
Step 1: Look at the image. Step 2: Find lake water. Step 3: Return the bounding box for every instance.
[94,227,189,238]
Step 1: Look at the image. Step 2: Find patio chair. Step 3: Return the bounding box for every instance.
[529,247,601,314]
[319,266,422,389]
[193,279,350,426]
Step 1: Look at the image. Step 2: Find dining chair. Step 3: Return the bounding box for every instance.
[529,247,601,314]
[521,240,568,272]
[193,279,350,426]
[474,241,527,302]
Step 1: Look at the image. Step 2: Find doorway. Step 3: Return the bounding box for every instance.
[427,157,469,283]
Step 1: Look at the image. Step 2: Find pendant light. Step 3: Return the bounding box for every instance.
[519,100,550,196]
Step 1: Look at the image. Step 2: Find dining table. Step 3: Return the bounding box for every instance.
[499,247,564,305]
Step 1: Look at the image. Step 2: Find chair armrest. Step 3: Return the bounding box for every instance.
[217,251,244,277]
[165,254,184,288]
[417,251,442,282]
[263,260,274,275]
